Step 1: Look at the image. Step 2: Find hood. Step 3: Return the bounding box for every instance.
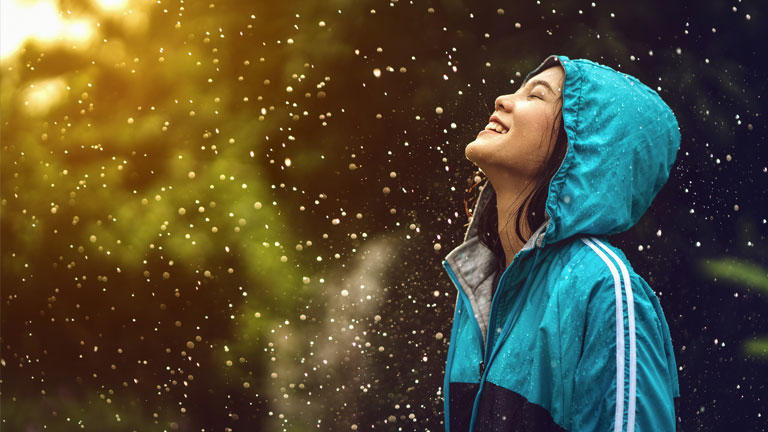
[463,54,681,250]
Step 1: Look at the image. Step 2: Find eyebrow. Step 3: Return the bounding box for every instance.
[521,79,558,96]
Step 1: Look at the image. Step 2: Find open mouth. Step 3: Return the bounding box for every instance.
[482,121,508,134]
[481,115,509,134]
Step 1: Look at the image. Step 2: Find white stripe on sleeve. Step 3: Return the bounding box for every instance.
[581,237,626,432]
[592,237,637,432]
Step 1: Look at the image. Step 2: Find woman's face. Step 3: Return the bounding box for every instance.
[465,65,565,183]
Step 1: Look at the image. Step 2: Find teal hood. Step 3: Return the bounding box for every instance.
[474,54,681,248]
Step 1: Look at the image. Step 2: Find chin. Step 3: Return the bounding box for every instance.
[465,137,491,163]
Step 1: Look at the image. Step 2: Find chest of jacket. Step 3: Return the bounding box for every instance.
[447,263,578,431]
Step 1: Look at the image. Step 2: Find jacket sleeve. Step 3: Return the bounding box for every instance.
[570,272,679,432]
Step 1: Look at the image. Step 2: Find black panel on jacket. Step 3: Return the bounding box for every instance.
[449,381,567,432]
[449,382,479,431]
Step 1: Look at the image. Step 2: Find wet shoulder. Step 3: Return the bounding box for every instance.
[545,235,638,301]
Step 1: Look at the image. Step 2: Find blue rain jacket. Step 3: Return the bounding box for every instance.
[442,55,681,431]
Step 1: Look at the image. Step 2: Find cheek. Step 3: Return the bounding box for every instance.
[513,111,552,145]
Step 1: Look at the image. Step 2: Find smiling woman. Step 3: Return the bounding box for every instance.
[465,63,568,269]
[441,55,682,431]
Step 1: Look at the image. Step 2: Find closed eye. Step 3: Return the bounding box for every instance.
[528,94,543,100]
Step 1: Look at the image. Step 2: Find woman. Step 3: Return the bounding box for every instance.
[441,55,681,431]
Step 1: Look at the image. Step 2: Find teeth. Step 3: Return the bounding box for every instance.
[484,121,507,133]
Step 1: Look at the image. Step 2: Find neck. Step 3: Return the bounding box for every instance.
[491,176,535,268]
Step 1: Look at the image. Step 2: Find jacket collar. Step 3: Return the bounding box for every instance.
[443,181,548,342]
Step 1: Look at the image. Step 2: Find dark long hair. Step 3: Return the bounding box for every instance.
[463,98,568,260]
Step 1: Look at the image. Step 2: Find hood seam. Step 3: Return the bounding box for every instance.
[543,57,584,247]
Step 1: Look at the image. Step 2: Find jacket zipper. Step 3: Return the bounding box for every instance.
[443,256,524,380]
[444,251,533,431]
[468,248,542,432]
[482,258,518,373]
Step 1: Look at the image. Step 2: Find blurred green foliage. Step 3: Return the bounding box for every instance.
[700,257,768,358]
[701,259,768,295]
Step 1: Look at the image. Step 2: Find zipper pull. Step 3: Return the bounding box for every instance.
[479,361,485,375]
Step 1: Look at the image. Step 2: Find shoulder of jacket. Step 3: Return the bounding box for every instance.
[546,236,638,299]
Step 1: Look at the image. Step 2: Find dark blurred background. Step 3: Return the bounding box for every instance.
[1,0,766,430]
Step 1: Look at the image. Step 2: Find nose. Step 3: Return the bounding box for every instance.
[494,94,514,113]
